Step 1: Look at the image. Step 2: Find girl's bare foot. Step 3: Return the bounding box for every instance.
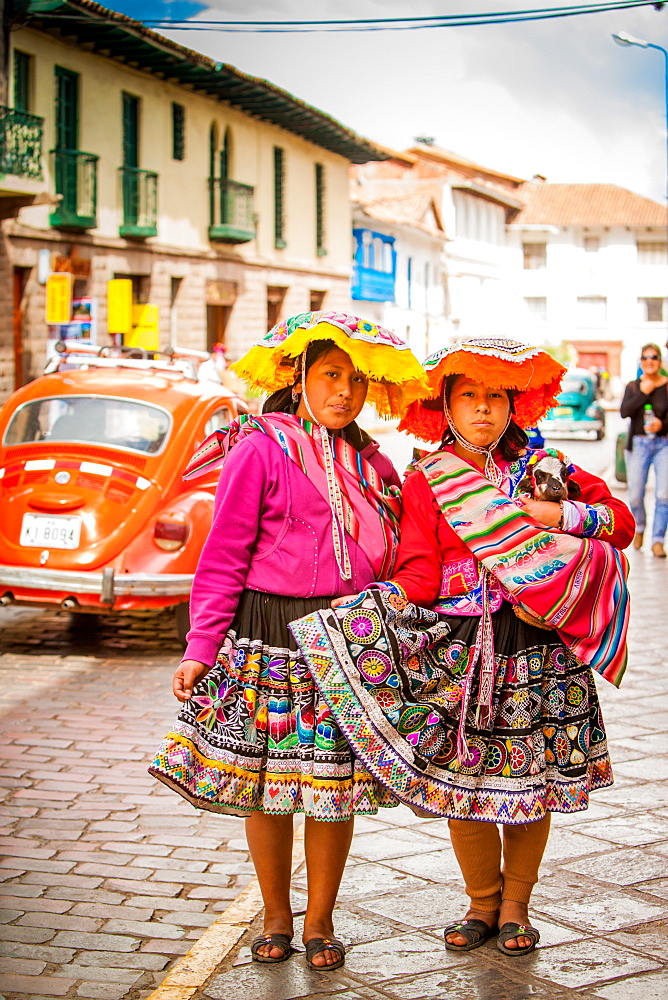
[444,907,499,948]
[498,900,534,951]
[303,922,341,967]
[254,915,294,959]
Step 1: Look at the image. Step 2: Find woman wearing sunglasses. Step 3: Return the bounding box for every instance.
[621,343,668,556]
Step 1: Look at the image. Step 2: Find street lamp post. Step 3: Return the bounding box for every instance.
[612,31,668,199]
[613,30,668,350]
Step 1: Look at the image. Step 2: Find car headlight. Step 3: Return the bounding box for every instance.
[153,511,190,551]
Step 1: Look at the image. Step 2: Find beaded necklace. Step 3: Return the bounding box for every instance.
[442,390,511,488]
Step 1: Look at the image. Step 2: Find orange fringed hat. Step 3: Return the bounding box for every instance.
[398,338,567,443]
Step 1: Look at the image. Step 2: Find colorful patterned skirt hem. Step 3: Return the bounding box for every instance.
[149,589,397,820]
[289,589,613,826]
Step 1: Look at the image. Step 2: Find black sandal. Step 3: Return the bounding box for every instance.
[497,921,540,956]
[304,936,346,971]
[251,932,294,964]
[443,918,498,952]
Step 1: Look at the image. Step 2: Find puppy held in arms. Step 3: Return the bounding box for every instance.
[513,447,583,630]
[518,448,582,503]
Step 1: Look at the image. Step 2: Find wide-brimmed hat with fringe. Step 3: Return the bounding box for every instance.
[230,311,428,419]
[398,338,566,443]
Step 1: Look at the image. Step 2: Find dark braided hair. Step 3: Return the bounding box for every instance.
[262,339,337,415]
[440,373,529,460]
[261,338,372,451]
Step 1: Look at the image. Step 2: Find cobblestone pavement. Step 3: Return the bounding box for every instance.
[0,609,255,999]
[2,473,668,1000]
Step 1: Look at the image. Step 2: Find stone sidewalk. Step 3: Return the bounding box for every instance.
[2,527,668,999]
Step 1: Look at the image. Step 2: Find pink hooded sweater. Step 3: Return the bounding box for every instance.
[184,431,400,666]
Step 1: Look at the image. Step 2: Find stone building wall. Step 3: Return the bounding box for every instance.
[0,223,352,402]
[0,230,12,400]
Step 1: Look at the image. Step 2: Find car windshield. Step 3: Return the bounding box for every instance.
[4,396,171,454]
[560,377,590,395]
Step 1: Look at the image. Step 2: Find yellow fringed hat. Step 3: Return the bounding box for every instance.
[230,311,428,419]
[399,338,567,442]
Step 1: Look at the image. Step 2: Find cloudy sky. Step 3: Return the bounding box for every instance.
[112,1,668,201]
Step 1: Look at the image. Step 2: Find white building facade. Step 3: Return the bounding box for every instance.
[350,193,448,361]
[352,146,525,350]
[444,182,522,341]
[506,182,668,389]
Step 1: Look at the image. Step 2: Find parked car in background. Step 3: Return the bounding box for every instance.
[540,367,605,440]
[0,342,247,643]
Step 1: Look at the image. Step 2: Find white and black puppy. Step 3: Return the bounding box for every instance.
[518,449,581,503]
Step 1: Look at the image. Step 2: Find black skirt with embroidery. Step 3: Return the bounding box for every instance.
[149,589,397,819]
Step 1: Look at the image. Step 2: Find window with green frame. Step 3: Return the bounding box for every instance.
[273,146,286,249]
[122,92,139,168]
[315,162,326,256]
[55,66,79,150]
[13,50,32,112]
[51,66,99,231]
[172,102,185,160]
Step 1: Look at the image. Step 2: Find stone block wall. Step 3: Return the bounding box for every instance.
[0,230,13,401]
[0,227,353,406]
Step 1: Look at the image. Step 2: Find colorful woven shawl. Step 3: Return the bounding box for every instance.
[417,449,629,688]
[185,412,401,580]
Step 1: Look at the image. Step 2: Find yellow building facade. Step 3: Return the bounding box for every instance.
[0,0,386,399]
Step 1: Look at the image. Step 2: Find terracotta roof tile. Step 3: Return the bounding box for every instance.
[354,192,446,237]
[406,145,525,187]
[514,182,667,226]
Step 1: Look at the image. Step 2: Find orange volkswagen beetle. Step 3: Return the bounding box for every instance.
[0,344,247,643]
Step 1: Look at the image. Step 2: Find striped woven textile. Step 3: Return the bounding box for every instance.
[418,451,629,687]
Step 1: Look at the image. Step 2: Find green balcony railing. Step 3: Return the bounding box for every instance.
[209,178,255,243]
[50,149,98,230]
[0,105,43,181]
[120,166,158,238]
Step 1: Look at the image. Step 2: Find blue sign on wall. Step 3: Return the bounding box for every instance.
[352,229,396,302]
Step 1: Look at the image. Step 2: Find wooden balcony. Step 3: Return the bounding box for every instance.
[209,178,255,244]
[0,106,44,198]
[120,166,158,238]
[50,149,98,230]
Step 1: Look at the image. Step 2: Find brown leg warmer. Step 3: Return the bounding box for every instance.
[501,813,551,904]
[448,813,552,910]
[448,818,503,912]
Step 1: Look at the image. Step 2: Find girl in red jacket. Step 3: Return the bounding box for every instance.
[292,338,633,958]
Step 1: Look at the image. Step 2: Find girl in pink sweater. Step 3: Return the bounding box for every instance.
[150,312,425,971]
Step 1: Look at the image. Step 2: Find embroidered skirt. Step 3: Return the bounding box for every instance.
[290,590,613,825]
[149,589,397,820]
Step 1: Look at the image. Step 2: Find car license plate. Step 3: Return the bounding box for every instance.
[553,406,573,416]
[20,513,82,549]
